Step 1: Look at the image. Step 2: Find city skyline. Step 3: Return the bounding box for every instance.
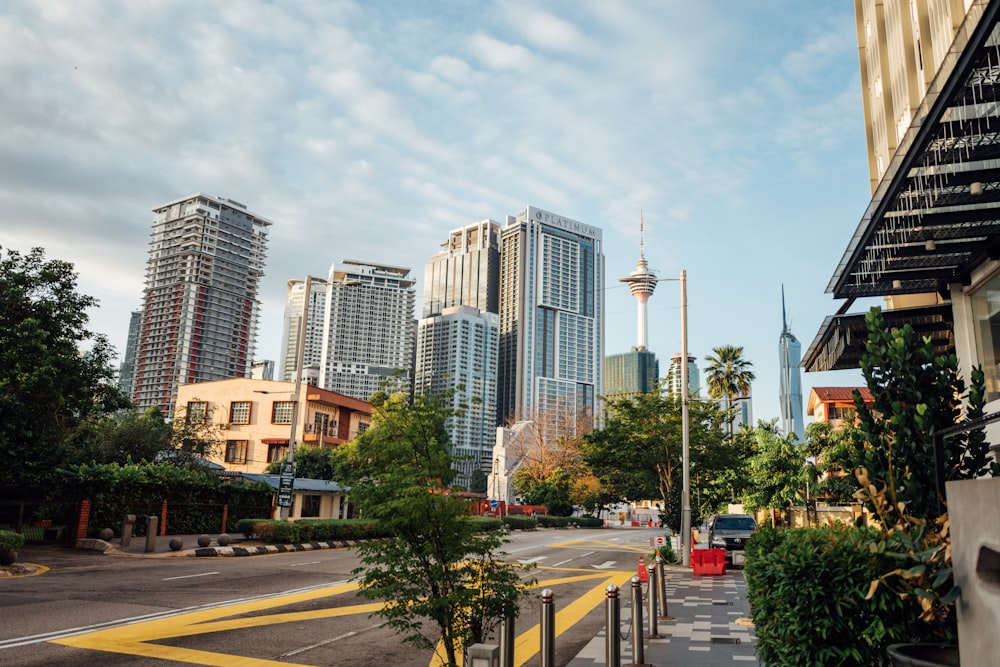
[0,2,874,425]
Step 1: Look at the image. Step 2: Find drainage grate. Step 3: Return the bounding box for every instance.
[711,637,741,645]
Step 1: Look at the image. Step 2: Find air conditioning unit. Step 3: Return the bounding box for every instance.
[220,423,229,430]
[303,424,314,433]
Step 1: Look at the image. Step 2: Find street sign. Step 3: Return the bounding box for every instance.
[651,535,667,547]
[277,461,295,507]
[490,499,499,510]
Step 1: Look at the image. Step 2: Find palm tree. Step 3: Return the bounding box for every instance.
[704,345,755,438]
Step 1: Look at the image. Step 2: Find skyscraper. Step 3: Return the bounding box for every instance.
[423,220,500,317]
[284,260,416,402]
[497,206,604,435]
[416,221,501,486]
[665,352,700,399]
[415,305,499,486]
[118,309,141,398]
[779,289,804,440]
[132,194,270,417]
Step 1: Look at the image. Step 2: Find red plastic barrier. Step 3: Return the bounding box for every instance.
[691,548,727,576]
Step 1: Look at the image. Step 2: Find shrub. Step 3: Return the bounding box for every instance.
[745,524,890,666]
[574,515,603,528]
[656,539,677,564]
[503,515,537,530]
[0,530,25,552]
[462,515,504,532]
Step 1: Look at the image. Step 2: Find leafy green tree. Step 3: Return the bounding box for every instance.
[468,468,488,494]
[741,421,807,512]
[265,445,336,480]
[516,467,573,516]
[704,345,755,438]
[804,420,858,505]
[169,403,224,462]
[75,406,172,464]
[583,389,730,530]
[338,392,533,666]
[849,307,994,522]
[0,246,129,496]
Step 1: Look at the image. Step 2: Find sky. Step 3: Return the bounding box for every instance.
[0,1,881,427]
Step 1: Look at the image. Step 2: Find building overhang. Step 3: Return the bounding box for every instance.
[828,3,1000,301]
[802,303,954,373]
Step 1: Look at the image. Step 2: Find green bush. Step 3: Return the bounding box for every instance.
[656,539,677,564]
[503,515,537,530]
[236,519,384,544]
[745,524,892,666]
[0,530,25,552]
[462,515,504,532]
[574,515,603,528]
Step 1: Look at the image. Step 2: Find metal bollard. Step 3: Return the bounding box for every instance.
[499,613,515,667]
[540,589,555,667]
[121,514,135,547]
[656,554,673,621]
[144,516,158,553]
[630,576,647,666]
[605,584,621,667]
[645,563,662,638]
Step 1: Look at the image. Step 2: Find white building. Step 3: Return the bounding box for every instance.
[280,260,416,402]
[131,194,270,418]
[415,305,499,486]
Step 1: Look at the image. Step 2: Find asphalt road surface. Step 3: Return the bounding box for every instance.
[1,526,663,666]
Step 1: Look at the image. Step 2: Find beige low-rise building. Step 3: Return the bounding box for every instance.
[175,377,372,475]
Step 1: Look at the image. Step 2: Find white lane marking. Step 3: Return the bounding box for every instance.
[517,556,547,565]
[591,561,616,569]
[288,561,321,567]
[281,623,381,657]
[163,571,219,581]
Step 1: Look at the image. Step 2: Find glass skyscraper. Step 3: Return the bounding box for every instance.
[779,290,804,440]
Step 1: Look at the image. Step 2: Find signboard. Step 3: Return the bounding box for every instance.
[277,461,295,507]
[650,535,667,548]
[490,499,499,510]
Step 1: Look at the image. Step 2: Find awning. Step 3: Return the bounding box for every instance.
[802,303,954,372]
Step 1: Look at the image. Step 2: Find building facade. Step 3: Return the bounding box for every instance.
[497,206,604,436]
[118,310,141,398]
[807,386,875,431]
[131,194,270,417]
[423,220,500,317]
[415,305,499,487]
[604,349,660,398]
[175,377,371,475]
[317,260,416,401]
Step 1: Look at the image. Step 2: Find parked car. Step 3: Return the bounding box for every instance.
[706,513,757,564]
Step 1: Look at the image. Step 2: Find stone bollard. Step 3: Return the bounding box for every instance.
[121,514,135,547]
[605,584,621,667]
[144,516,158,553]
[540,589,555,667]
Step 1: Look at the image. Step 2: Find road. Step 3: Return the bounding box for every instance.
[0,526,660,666]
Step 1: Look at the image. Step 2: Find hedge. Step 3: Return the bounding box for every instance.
[0,530,25,552]
[745,524,895,666]
[237,515,506,544]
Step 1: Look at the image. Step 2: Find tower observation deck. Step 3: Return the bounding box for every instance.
[618,214,659,350]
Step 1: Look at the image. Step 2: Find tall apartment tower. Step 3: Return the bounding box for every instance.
[423,220,500,317]
[416,221,501,487]
[132,194,270,417]
[497,206,604,435]
[416,305,499,486]
[779,289,804,440]
[282,260,417,401]
[665,353,700,399]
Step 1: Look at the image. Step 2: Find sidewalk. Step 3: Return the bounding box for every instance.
[567,565,759,666]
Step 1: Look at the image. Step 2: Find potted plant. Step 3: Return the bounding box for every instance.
[0,529,25,566]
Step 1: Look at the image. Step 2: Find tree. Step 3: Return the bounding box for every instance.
[169,403,224,462]
[740,421,808,512]
[0,246,129,496]
[704,345,755,438]
[338,392,533,667]
[849,307,994,522]
[75,406,172,464]
[468,469,488,494]
[265,445,336,480]
[582,388,731,530]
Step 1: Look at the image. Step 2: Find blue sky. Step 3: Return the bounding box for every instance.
[0,1,880,426]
